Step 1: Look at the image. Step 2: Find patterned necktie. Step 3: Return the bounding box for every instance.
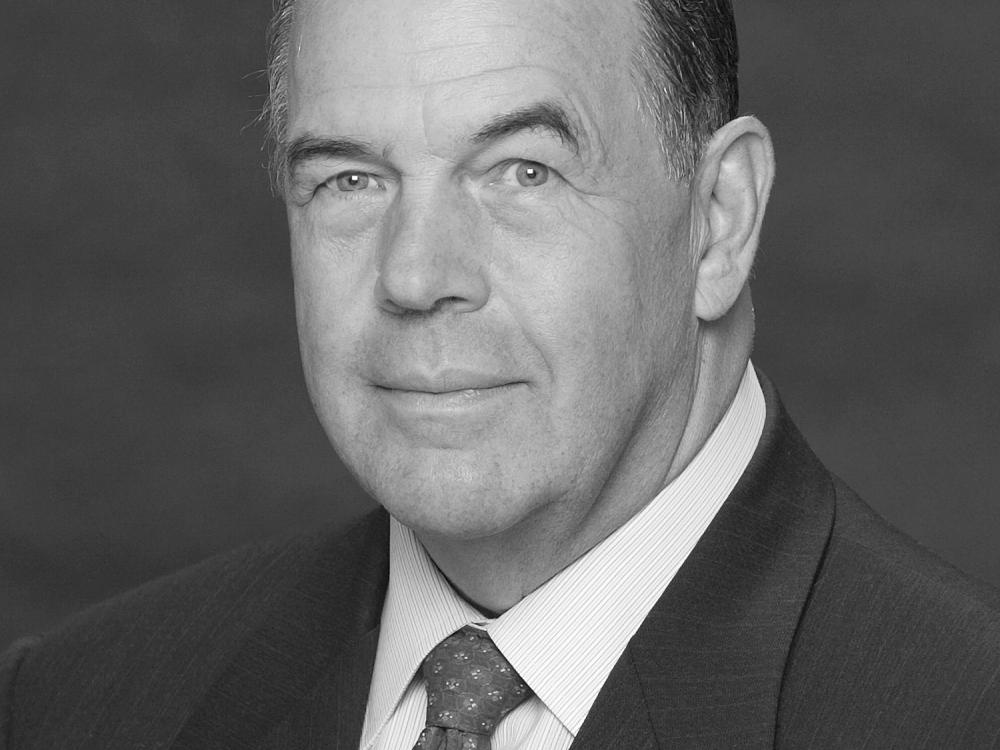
[412,626,533,750]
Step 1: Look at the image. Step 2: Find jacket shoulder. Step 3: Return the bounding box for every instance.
[0,510,388,749]
[778,479,1000,748]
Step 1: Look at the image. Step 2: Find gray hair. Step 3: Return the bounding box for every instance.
[261,0,739,191]
[633,0,739,178]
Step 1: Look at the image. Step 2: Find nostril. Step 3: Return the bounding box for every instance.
[435,296,468,309]
[377,295,482,318]
[374,262,491,315]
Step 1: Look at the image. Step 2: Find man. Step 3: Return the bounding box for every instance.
[2,0,998,747]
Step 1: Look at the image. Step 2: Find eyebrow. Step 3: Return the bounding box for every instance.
[284,101,583,179]
[470,101,582,155]
[285,136,379,176]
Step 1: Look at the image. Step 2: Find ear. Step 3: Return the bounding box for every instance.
[691,116,775,321]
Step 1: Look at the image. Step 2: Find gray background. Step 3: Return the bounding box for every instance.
[3,1,999,648]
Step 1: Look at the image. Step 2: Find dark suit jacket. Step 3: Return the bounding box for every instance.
[3,378,1000,748]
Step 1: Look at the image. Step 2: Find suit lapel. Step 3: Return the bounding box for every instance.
[260,624,381,749]
[570,649,659,749]
[573,376,836,749]
[171,511,390,750]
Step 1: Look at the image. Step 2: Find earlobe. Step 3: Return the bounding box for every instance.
[692,116,775,322]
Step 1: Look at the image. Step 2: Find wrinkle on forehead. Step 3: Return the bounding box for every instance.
[289,0,641,168]
[291,68,607,170]
[292,0,635,88]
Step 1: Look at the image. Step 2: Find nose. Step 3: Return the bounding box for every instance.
[374,189,490,315]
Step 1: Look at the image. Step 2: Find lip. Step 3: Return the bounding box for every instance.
[376,382,521,407]
[371,375,527,425]
[372,368,523,394]
[371,380,525,444]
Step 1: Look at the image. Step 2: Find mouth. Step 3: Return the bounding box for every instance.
[371,379,527,417]
[367,379,528,445]
[375,383,519,396]
[372,368,525,395]
[373,382,524,403]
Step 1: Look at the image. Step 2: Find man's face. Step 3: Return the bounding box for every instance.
[285,0,699,541]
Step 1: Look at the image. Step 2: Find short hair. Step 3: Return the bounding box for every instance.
[261,0,738,191]
[633,0,739,178]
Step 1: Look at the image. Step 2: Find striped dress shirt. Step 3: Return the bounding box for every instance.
[360,364,765,749]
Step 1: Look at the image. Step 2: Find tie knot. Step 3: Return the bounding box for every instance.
[420,626,531,741]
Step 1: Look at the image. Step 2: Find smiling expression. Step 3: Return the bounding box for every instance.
[285,0,701,541]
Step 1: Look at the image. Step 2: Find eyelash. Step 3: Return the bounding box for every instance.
[316,159,558,200]
[323,171,387,194]
[494,160,553,188]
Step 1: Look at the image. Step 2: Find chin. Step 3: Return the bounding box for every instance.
[358,457,549,542]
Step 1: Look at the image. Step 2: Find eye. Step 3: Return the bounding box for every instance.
[332,171,372,192]
[513,161,549,187]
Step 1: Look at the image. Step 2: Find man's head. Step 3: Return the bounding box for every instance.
[264,0,739,189]
[268,0,772,585]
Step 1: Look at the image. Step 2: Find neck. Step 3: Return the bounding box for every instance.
[418,292,755,614]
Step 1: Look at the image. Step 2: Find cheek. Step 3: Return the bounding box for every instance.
[493,211,649,391]
[495,194,694,410]
[290,203,379,308]
[289,212,375,394]
[636,216,697,349]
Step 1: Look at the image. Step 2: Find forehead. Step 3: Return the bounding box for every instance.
[287,0,643,146]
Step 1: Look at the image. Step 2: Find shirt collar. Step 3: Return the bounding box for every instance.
[360,520,483,746]
[361,363,765,742]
